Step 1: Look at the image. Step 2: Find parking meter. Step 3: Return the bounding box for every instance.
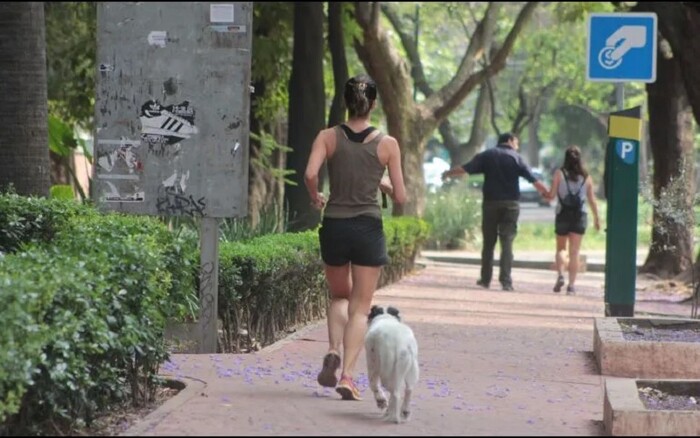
[604,106,642,317]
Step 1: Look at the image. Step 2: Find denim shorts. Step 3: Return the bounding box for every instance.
[319,215,389,267]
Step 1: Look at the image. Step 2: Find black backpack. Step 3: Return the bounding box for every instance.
[558,170,586,220]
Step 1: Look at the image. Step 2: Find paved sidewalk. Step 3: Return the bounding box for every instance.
[123,259,693,436]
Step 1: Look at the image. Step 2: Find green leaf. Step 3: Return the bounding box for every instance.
[50,185,74,200]
[47,114,76,156]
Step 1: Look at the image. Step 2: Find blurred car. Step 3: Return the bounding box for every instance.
[423,156,451,193]
[519,169,551,206]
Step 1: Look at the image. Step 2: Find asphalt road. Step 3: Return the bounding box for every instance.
[518,202,556,224]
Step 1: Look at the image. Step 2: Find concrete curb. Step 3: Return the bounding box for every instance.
[258,319,326,354]
[120,376,207,436]
[420,254,611,272]
[420,253,651,273]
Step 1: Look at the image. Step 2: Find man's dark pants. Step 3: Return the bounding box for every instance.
[480,200,520,287]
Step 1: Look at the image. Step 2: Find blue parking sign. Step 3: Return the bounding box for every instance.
[587,13,657,83]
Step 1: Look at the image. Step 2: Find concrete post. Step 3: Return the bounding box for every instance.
[95,2,252,353]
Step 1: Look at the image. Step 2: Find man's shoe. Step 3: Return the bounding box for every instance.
[476,279,490,289]
[502,283,514,291]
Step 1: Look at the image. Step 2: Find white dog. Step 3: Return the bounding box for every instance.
[364,305,419,423]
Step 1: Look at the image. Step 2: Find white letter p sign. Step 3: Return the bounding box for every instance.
[615,140,636,165]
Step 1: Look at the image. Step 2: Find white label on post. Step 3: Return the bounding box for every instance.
[210,4,234,23]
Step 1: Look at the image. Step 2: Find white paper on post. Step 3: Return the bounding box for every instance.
[210,4,234,23]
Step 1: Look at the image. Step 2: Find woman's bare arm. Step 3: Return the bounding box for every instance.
[304,130,329,210]
[586,177,601,231]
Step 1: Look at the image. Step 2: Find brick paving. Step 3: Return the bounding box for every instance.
[122,257,693,436]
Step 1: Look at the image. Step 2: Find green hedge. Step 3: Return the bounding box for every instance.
[0,192,429,433]
[0,200,198,434]
[216,216,430,353]
[380,216,431,287]
[0,192,90,254]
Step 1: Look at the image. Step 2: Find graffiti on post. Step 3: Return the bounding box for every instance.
[199,261,216,331]
[155,170,206,216]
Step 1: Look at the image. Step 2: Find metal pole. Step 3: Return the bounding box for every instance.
[413,4,420,101]
[198,217,220,353]
[615,82,624,111]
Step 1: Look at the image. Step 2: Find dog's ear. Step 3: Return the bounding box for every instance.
[387,306,401,321]
[368,305,384,322]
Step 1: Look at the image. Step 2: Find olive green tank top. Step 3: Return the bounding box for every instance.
[324,125,386,219]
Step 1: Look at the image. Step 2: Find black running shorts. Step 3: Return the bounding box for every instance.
[319,215,389,267]
[555,211,587,236]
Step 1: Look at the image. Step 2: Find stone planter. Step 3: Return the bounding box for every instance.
[593,317,700,378]
[604,378,700,436]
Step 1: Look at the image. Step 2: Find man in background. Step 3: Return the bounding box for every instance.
[442,133,549,291]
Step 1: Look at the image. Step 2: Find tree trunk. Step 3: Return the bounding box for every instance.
[49,150,71,185]
[0,2,51,197]
[327,2,348,128]
[637,2,700,126]
[322,1,349,193]
[640,40,695,278]
[285,2,325,231]
[442,83,491,167]
[526,106,542,167]
[353,2,539,216]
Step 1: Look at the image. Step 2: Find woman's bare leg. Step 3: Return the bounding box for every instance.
[324,264,352,355]
[325,263,352,354]
[555,235,568,277]
[317,264,352,387]
[567,233,583,288]
[341,264,382,378]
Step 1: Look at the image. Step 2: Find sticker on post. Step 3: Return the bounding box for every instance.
[95,138,145,203]
[210,4,234,23]
[210,24,246,33]
[147,31,167,47]
[96,138,143,175]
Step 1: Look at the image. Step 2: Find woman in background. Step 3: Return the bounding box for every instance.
[545,145,601,295]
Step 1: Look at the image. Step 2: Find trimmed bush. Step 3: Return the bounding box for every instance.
[0,201,198,434]
[380,216,431,287]
[218,230,326,352]
[216,216,429,353]
[0,191,91,254]
[0,192,428,433]
[423,180,482,249]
